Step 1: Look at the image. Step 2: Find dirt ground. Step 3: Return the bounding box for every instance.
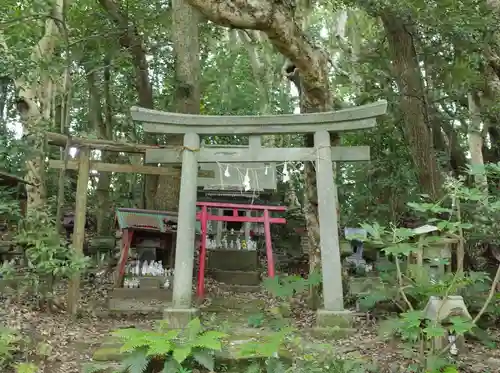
[0,278,499,373]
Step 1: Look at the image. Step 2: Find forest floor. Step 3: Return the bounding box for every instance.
[0,278,499,373]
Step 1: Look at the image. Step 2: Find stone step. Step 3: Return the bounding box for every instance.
[219,283,261,293]
[210,270,260,286]
[205,297,265,312]
[208,250,259,272]
[105,300,165,319]
[110,287,172,301]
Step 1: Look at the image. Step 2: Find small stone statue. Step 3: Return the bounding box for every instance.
[163,278,170,289]
[142,260,150,276]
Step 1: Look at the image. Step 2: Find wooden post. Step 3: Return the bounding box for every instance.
[67,147,90,316]
[197,205,208,298]
[172,132,200,308]
[263,209,275,277]
[114,229,134,287]
[314,130,344,311]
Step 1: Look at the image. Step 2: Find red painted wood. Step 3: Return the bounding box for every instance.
[117,229,134,286]
[117,201,286,298]
[197,205,208,299]
[263,209,275,278]
[195,213,285,224]
[195,201,285,298]
[196,201,286,211]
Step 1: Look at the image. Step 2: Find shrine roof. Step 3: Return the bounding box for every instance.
[115,208,179,233]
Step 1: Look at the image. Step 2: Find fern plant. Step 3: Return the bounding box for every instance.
[85,318,227,373]
[0,327,20,368]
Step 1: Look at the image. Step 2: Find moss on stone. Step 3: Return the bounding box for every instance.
[92,345,124,362]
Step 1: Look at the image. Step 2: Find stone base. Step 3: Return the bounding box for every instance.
[316,309,353,328]
[210,270,261,286]
[309,327,356,339]
[163,307,199,328]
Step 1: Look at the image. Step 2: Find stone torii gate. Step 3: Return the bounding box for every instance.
[130,100,387,326]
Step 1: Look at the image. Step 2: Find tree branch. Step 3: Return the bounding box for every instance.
[187,0,273,29]
[98,0,153,108]
[187,0,328,104]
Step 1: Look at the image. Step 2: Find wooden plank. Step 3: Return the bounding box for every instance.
[42,132,173,153]
[131,100,387,134]
[47,160,215,178]
[145,146,370,164]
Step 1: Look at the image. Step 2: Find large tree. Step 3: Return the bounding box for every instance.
[185,0,333,305]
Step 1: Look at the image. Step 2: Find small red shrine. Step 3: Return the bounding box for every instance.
[114,202,286,298]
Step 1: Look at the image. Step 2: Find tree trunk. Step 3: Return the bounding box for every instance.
[467,93,488,191]
[154,0,200,212]
[99,0,156,209]
[381,12,443,200]
[1,0,66,211]
[186,0,336,309]
[86,62,115,235]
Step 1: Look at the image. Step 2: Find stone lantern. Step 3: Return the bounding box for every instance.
[412,225,458,278]
[423,295,472,354]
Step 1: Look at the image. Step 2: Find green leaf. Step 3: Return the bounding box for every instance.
[426,356,451,372]
[467,164,486,175]
[448,316,474,335]
[442,366,459,373]
[121,348,150,373]
[120,337,149,353]
[265,357,286,373]
[469,326,497,348]
[423,325,446,338]
[14,363,38,373]
[437,221,450,230]
[383,243,415,256]
[407,202,433,212]
[162,358,181,373]
[193,333,223,350]
[401,311,425,328]
[192,348,215,371]
[377,318,401,339]
[186,318,203,339]
[146,340,173,357]
[358,292,390,310]
[394,227,415,239]
[172,346,192,364]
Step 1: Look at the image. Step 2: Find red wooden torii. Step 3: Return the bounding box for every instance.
[196,201,286,298]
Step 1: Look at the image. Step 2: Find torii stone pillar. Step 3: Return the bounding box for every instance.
[164,132,200,325]
[130,100,388,327]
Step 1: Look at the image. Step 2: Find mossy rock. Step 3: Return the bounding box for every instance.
[92,343,125,362]
[81,362,122,373]
[306,327,357,339]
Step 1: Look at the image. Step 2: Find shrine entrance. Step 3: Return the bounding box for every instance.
[130,100,387,322]
[196,201,286,298]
